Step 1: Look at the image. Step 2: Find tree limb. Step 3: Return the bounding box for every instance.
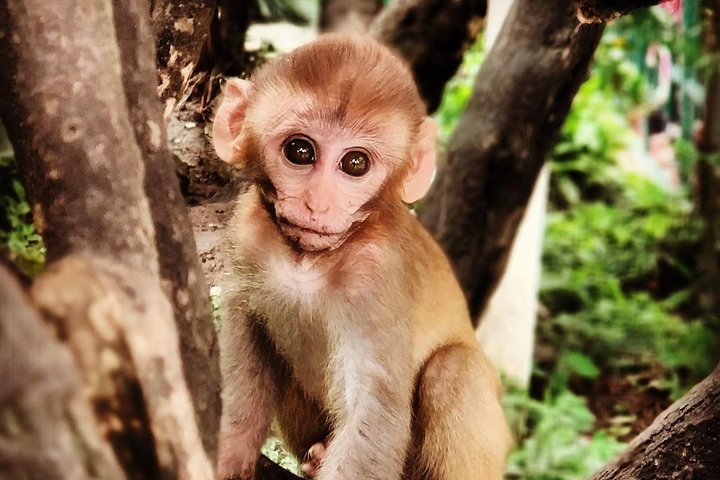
[0,264,126,480]
[0,1,214,478]
[371,0,487,113]
[113,0,222,459]
[590,363,720,479]
[573,0,663,23]
[418,0,604,321]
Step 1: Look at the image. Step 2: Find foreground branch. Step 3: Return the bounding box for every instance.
[591,364,720,479]
[113,1,221,458]
[573,0,662,23]
[0,265,125,480]
[0,1,214,478]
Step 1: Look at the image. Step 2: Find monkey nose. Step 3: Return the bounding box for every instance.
[305,200,330,217]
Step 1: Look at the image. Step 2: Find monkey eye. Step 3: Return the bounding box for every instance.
[340,151,370,177]
[283,138,316,165]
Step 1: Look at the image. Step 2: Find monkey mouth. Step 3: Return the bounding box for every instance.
[259,193,357,252]
[277,217,348,252]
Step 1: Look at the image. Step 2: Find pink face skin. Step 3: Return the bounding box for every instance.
[263,126,387,252]
[254,99,411,253]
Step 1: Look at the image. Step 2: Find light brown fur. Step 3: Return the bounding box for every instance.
[214,35,511,480]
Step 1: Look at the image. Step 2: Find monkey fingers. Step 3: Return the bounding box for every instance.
[300,441,327,478]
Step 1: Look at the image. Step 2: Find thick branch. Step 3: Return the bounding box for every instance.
[371,0,487,113]
[591,363,720,479]
[574,0,662,23]
[418,0,604,321]
[0,265,125,480]
[0,1,213,478]
[113,0,221,459]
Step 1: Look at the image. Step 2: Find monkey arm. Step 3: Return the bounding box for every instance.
[216,305,279,480]
[317,327,415,480]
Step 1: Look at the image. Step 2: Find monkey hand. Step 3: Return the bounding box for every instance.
[300,441,327,478]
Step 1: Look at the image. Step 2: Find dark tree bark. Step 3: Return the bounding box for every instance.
[370,0,487,113]
[418,0,604,322]
[150,0,216,116]
[320,0,383,33]
[574,0,664,23]
[590,363,720,479]
[695,0,720,315]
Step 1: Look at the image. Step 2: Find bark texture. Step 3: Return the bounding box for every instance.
[590,364,720,479]
[696,0,720,315]
[150,0,216,116]
[418,0,604,322]
[113,1,221,457]
[574,0,663,23]
[0,1,215,478]
[320,0,383,33]
[0,265,126,480]
[371,0,487,113]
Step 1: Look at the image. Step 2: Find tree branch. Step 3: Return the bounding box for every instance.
[418,0,604,321]
[113,0,222,459]
[0,1,214,478]
[590,363,720,479]
[573,0,663,23]
[371,0,487,113]
[0,264,126,480]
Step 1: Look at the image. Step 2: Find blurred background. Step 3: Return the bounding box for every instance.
[2,1,719,479]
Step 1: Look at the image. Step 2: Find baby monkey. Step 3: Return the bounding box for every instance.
[213,34,511,480]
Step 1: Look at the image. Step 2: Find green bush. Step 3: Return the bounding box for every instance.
[0,140,45,275]
[540,175,716,384]
[504,388,625,480]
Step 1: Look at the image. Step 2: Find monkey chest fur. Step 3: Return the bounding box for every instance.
[243,254,343,402]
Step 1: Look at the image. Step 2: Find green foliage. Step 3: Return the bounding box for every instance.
[504,388,625,480]
[0,141,46,275]
[550,37,644,208]
[262,437,303,476]
[433,38,484,143]
[541,176,716,385]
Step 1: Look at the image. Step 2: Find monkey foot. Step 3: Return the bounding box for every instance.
[300,442,327,478]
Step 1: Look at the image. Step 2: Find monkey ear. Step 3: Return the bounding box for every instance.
[402,117,437,204]
[213,78,252,164]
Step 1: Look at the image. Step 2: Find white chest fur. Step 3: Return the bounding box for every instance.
[266,255,329,298]
[250,254,336,401]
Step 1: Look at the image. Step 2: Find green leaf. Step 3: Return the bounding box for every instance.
[562,351,600,379]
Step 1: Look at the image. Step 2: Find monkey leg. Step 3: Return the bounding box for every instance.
[216,314,280,480]
[274,381,331,467]
[408,343,512,480]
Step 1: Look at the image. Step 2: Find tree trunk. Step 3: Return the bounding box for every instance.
[0,264,126,480]
[370,0,487,113]
[590,363,720,479]
[113,2,222,457]
[320,0,383,33]
[150,0,216,117]
[418,0,604,322]
[0,1,215,478]
[695,0,720,315]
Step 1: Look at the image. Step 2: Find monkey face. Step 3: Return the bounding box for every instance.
[261,124,398,252]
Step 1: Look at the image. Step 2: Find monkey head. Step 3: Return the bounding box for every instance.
[213,35,436,252]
